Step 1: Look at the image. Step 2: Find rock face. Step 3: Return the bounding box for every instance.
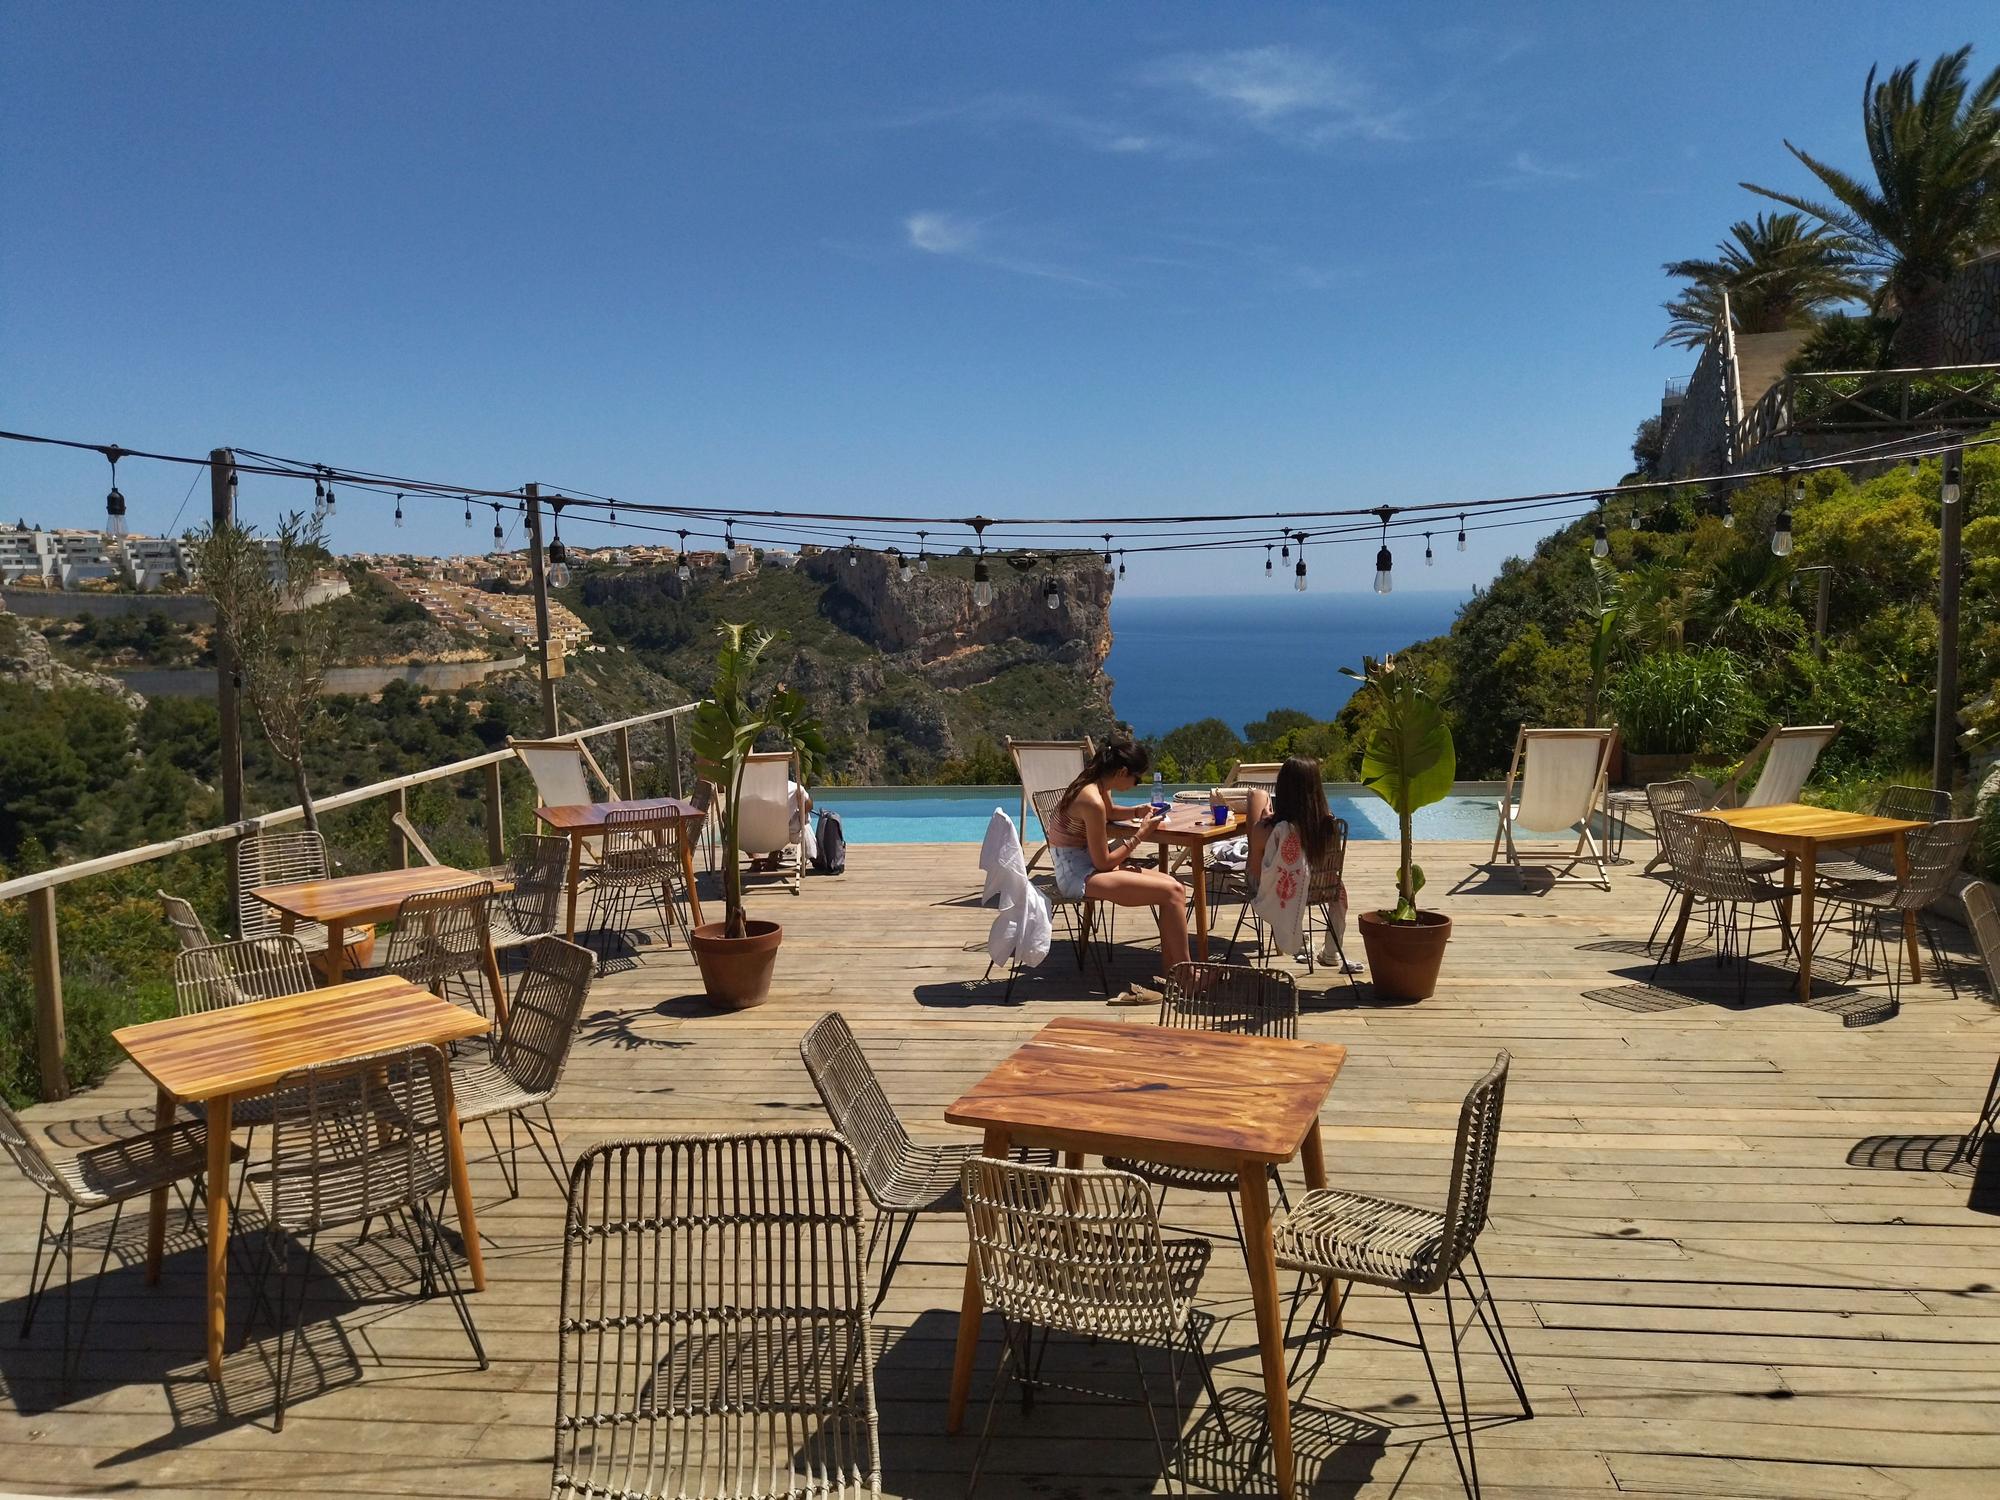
[0,615,147,711]
[576,551,1116,782]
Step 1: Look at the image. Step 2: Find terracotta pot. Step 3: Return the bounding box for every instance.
[1623,751,1695,786]
[311,925,377,985]
[1357,910,1452,1001]
[689,919,784,1009]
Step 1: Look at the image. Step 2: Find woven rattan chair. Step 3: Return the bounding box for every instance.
[1028,788,1111,994]
[553,1132,882,1500]
[490,834,568,953]
[1274,1051,1529,1500]
[1641,781,1714,947]
[158,889,211,951]
[800,1011,1052,1312]
[381,880,502,1025]
[960,1154,1227,1497]
[1649,811,1797,1005]
[171,934,316,1016]
[246,1043,485,1431]
[584,806,691,969]
[1816,785,1954,886]
[1950,880,2000,1170]
[1824,816,1979,1007]
[1219,818,1357,982]
[450,937,593,1197]
[235,829,338,952]
[1105,963,1298,1242]
[3,1097,238,1391]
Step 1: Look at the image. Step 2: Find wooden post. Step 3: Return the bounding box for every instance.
[616,725,635,798]
[1795,565,1832,662]
[28,888,66,1101]
[211,450,245,918]
[666,711,685,799]
[392,787,410,868]
[1934,446,1964,797]
[484,760,506,865]
[525,483,559,736]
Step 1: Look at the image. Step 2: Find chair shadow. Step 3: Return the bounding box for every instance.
[1584,943,1896,1027]
[1847,1132,2000,1215]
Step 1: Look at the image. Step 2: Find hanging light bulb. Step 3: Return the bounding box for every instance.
[1102,533,1115,575]
[608,501,617,524]
[1456,513,1467,552]
[1629,507,1642,530]
[1116,550,1125,581]
[1592,521,1609,558]
[312,478,325,515]
[1425,532,1434,566]
[917,531,930,572]
[1909,451,1922,477]
[1791,472,1806,508]
[1294,540,1307,593]
[676,530,691,581]
[1264,544,1273,579]
[1723,510,1736,529]
[1043,574,1061,611]
[547,538,571,589]
[1373,510,1394,594]
[393,493,404,528]
[463,496,473,528]
[725,519,735,549]
[892,547,908,581]
[972,556,992,608]
[847,535,858,567]
[1280,538,1291,561]
[103,447,127,536]
[491,504,504,552]
[1942,448,1963,506]
[1770,508,1793,557]
[321,481,336,516]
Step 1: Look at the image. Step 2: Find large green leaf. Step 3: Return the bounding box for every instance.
[1358,689,1455,817]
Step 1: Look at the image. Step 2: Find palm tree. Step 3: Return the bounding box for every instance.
[1658,212,1868,349]
[1744,46,2000,364]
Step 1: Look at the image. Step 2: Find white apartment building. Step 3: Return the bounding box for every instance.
[0,524,281,591]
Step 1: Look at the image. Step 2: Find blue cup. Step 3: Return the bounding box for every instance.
[1211,796,1229,826]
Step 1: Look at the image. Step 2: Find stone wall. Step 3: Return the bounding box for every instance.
[112,655,530,699]
[1,586,214,622]
[1937,254,2000,364]
[1658,337,1731,479]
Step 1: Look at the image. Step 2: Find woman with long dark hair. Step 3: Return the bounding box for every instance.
[1244,756,1336,884]
[1046,734,1190,981]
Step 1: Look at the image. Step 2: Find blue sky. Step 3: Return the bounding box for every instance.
[3,3,1992,596]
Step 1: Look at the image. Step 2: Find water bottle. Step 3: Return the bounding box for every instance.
[1151,771,1168,818]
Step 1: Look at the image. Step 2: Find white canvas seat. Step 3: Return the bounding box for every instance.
[1007,737,1091,873]
[509,735,617,862]
[1489,727,1614,888]
[737,750,805,894]
[1707,724,1840,809]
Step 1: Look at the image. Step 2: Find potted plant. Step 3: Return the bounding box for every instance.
[686,622,827,1008]
[1610,648,1750,784]
[1344,655,1455,1000]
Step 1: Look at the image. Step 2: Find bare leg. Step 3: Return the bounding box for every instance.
[1085,868,1189,975]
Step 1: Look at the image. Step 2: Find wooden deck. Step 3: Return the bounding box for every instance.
[3,838,1998,1498]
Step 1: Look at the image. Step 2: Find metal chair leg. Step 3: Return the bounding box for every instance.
[1464,1247,1532,1418]
[965,1316,1024,1499]
[1948,1056,2000,1170]
[1406,1287,1480,1500]
[871,1212,917,1313]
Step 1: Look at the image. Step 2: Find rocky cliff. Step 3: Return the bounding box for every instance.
[572,550,1114,782]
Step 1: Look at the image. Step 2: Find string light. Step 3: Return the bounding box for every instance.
[1457,513,1467,552]
[1102,533,1114,575]
[546,501,571,588]
[608,501,617,523]
[846,535,858,567]
[1942,447,1963,506]
[1629,506,1642,530]
[1280,537,1291,561]
[1117,549,1125,581]
[1043,572,1061,611]
[891,546,908,581]
[1264,543,1273,579]
[321,475,336,516]
[463,496,473,528]
[724,519,735,549]
[1591,496,1609,558]
[1294,535,1307,593]
[1374,509,1394,595]
[393,492,404,528]
[971,519,992,607]
[490,503,504,553]
[1425,532,1434,566]
[104,447,127,536]
[676,529,691,581]
[917,530,929,572]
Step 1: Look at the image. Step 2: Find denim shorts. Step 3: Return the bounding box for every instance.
[1051,845,1095,901]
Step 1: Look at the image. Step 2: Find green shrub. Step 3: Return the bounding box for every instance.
[1609,649,1752,755]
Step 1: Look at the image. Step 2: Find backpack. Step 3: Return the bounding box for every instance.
[812,809,846,875]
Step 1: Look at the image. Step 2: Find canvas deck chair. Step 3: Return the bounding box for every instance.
[1489,727,1615,888]
[1223,761,1283,790]
[509,735,617,863]
[1704,724,1840,809]
[1007,737,1092,873]
[737,750,806,894]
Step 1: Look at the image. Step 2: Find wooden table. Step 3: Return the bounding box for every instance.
[534,797,705,941]
[943,1016,1346,1500]
[1681,803,1923,1001]
[1112,803,1245,960]
[114,975,492,1382]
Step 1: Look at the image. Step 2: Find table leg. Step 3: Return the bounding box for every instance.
[323,918,347,985]
[947,1125,1010,1434]
[1894,829,1922,980]
[438,1072,486,1293]
[146,1084,172,1285]
[1239,1162,1297,1500]
[676,819,704,929]
[1300,1121,1341,1332]
[1666,890,1696,964]
[1796,845,1816,1002]
[564,832,584,942]
[205,1094,232,1382]
[479,938,509,1036]
[1190,844,1210,962]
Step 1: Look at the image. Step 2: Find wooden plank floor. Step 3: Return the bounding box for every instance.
[3,838,1998,1498]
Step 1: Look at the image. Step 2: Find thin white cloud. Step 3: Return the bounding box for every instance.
[904,211,981,255]
[1482,150,1588,188]
[1141,44,1408,146]
[901,210,1108,289]
[873,93,1208,160]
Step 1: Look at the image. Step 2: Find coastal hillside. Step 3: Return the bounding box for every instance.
[569,548,1113,782]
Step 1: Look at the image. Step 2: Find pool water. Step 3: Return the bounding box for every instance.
[814,785,1506,844]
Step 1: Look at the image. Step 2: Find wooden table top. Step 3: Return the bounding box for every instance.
[945,1016,1346,1171]
[251,866,497,925]
[1111,804,1246,847]
[1698,802,1922,849]
[533,797,701,832]
[115,975,489,1102]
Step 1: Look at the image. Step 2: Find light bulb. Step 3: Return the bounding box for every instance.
[106,484,127,537]
[1264,549,1273,578]
[323,485,336,515]
[1425,536,1434,566]
[1592,521,1609,558]
[1791,475,1805,506]
[1374,545,1394,595]
[677,558,691,582]
[1629,510,1642,530]
[394,495,404,528]
[1280,541,1290,561]
[1456,517,1467,552]
[1942,452,1962,505]
[1103,536,1115,575]
[1294,558,1307,593]
[548,561,571,588]
[847,536,858,567]
[1044,579,1060,610]
[1771,511,1793,557]
[919,554,929,572]
[1117,556,1125,580]
[972,558,992,607]
[464,499,473,528]
[1723,511,1735,529]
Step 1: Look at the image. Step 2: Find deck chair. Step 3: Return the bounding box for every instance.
[1489,727,1615,889]
[509,736,616,810]
[1949,880,2000,1170]
[737,750,805,894]
[1704,724,1840,809]
[1007,737,1091,873]
[1222,761,1284,790]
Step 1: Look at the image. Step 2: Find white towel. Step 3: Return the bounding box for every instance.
[981,810,1051,969]
[1251,820,1312,957]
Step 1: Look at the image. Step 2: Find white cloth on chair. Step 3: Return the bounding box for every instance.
[981,810,1051,969]
[1251,820,1312,957]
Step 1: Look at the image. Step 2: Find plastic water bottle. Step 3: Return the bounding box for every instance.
[1151,771,1168,818]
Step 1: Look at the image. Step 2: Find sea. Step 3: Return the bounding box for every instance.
[1104,589,1470,737]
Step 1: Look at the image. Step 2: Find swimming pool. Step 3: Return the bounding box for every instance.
[814,784,1509,844]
